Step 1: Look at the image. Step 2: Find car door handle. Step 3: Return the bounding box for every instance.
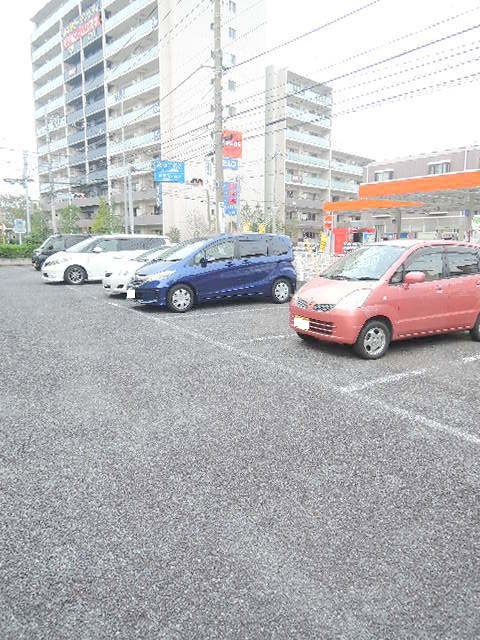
[435,285,443,293]
[242,259,250,264]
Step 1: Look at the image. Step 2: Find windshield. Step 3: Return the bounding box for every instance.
[149,239,207,263]
[323,245,405,281]
[135,246,173,262]
[66,237,96,253]
[39,235,55,249]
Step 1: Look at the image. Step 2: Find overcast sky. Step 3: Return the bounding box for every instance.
[1,0,480,188]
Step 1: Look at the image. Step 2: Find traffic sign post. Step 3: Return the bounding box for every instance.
[14,219,26,245]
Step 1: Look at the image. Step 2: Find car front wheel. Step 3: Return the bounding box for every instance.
[272,278,292,304]
[354,319,391,360]
[470,314,480,342]
[167,284,194,313]
[64,265,87,285]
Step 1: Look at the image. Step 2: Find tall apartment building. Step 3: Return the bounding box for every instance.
[264,66,370,241]
[31,0,266,237]
[362,146,480,239]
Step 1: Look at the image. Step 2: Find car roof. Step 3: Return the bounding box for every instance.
[378,239,480,249]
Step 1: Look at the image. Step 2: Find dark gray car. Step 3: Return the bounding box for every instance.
[32,234,90,270]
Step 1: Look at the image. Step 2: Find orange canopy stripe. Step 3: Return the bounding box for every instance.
[359,170,480,198]
[323,199,425,212]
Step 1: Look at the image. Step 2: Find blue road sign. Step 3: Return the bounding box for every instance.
[223,158,238,171]
[154,160,185,183]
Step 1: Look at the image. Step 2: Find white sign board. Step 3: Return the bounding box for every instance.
[14,219,26,234]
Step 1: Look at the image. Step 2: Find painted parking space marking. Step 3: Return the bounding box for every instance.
[234,334,295,343]
[343,368,428,392]
[462,354,480,362]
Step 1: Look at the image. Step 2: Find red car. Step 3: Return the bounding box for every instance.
[290,240,480,359]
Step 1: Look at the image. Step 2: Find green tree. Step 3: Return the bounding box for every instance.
[168,226,181,243]
[239,203,252,229]
[29,207,50,243]
[57,204,81,234]
[91,199,122,234]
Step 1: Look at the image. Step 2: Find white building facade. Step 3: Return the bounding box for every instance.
[31,0,266,238]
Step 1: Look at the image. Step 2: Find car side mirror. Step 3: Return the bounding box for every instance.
[404,271,425,287]
[92,246,104,253]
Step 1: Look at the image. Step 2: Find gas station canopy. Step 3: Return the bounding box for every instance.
[324,170,480,214]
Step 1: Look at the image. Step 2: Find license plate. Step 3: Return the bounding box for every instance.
[293,316,309,331]
[126,289,135,299]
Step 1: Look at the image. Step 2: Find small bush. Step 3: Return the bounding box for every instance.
[0,243,38,258]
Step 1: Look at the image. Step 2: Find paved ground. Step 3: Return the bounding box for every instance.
[1,267,480,639]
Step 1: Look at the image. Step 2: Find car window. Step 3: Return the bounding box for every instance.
[239,237,267,258]
[405,249,444,282]
[267,236,290,256]
[65,236,86,248]
[48,237,65,251]
[90,238,119,252]
[445,247,480,277]
[205,240,235,262]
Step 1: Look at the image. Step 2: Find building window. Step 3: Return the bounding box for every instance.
[374,170,394,182]
[428,162,451,175]
[228,80,236,91]
[229,27,236,39]
[306,213,316,221]
[230,53,236,66]
[229,1,236,12]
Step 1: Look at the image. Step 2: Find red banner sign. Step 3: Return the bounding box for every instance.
[222,130,242,159]
[63,9,101,49]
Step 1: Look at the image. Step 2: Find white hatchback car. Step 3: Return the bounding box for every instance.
[103,245,175,295]
[41,234,169,285]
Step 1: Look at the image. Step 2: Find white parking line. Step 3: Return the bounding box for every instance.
[462,354,480,363]
[69,287,480,448]
[176,306,288,319]
[235,334,295,344]
[343,369,428,392]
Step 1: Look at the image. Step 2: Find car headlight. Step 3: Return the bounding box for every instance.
[143,270,175,282]
[44,256,69,266]
[335,289,371,310]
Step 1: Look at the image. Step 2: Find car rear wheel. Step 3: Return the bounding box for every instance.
[470,314,480,342]
[167,284,194,313]
[272,278,292,304]
[354,319,391,360]
[64,265,87,285]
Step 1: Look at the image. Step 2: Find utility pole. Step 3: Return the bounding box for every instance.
[23,151,31,235]
[213,0,224,234]
[127,165,134,234]
[121,94,128,233]
[44,113,57,233]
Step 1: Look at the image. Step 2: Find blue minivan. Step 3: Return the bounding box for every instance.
[127,233,296,312]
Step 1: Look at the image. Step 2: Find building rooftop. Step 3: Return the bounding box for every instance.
[366,145,480,167]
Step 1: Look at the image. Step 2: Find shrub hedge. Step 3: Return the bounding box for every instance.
[0,243,38,258]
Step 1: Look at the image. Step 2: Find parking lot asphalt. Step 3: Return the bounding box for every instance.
[1,266,480,639]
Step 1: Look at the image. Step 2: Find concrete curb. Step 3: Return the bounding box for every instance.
[0,259,32,266]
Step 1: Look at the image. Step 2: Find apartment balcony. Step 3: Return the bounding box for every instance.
[38,156,69,174]
[37,114,66,137]
[31,0,77,44]
[88,145,108,161]
[64,62,82,82]
[108,102,160,131]
[331,180,358,194]
[66,107,84,126]
[105,19,158,59]
[111,187,157,203]
[134,214,163,227]
[106,45,158,83]
[109,129,161,156]
[66,85,83,103]
[287,83,332,107]
[35,95,64,119]
[286,174,329,189]
[87,168,108,182]
[63,41,82,61]
[298,219,323,230]
[286,197,324,211]
[84,74,105,95]
[68,130,85,145]
[286,152,329,171]
[107,73,160,106]
[83,49,104,73]
[109,159,153,179]
[331,160,364,177]
[104,0,157,33]
[86,122,107,139]
[35,74,64,101]
[70,152,87,166]
[85,96,106,117]
[286,129,330,150]
[38,136,68,155]
[33,53,62,82]
[286,106,331,130]
[31,32,61,63]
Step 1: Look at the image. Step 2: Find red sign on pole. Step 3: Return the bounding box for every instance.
[222,130,242,159]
